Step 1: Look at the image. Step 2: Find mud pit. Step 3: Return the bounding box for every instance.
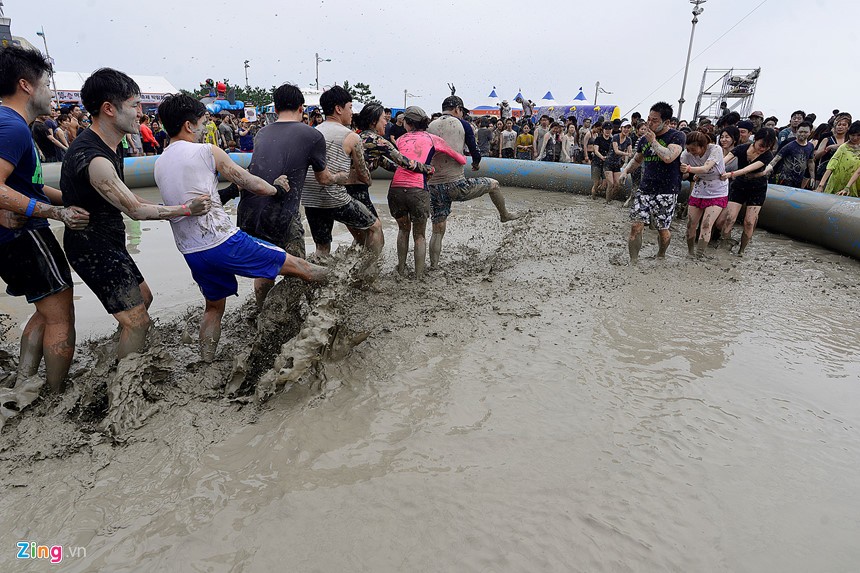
[2,184,860,572]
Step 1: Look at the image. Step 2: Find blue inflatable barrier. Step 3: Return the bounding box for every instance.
[42,155,860,260]
[42,153,252,189]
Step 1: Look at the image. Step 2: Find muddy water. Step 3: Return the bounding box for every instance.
[2,185,860,572]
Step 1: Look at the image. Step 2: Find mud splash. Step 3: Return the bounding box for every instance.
[2,186,860,572]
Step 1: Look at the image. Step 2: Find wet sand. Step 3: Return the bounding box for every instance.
[2,184,860,572]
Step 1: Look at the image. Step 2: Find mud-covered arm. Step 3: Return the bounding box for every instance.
[764,153,782,176]
[212,145,278,197]
[89,156,210,220]
[347,132,372,185]
[315,168,350,187]
[648,137,682,163]
[839,164,860,194]
[379,155,399,172]
[620,151,644,178]
[0,158,88,229]
[377,136,433,174]
[686,160,717,175]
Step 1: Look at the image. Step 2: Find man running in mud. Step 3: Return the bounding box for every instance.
[154,94,328,362]
[426,96,519,269]
[0,47,90,393]
[301,86,383,258]
[61,68,211,361]
[219,83,350,307]
[620,101,685,263]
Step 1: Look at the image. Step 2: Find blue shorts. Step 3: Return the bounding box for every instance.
[183,230,287,301]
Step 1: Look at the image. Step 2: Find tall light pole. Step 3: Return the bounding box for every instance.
[678,0,706,121]
[35,26,59,103]
[315,53,330,91]
[243,60,250,90]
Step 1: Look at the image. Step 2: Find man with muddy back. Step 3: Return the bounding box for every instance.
[61,68,211,361]
[154,94,328,362]
[0,46,90,393]
[218,83,349,307]
[620,101,685,263]
[426,95,519,269]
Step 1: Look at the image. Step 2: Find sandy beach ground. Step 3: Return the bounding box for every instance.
[1,183,859,572]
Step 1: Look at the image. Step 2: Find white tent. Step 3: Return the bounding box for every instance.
[263,88,325,114]
[52,71,179,106]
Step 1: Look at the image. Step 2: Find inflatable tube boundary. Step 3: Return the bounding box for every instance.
[43,155,860,260]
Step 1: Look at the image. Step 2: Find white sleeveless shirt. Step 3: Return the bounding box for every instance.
[154,141,238,254]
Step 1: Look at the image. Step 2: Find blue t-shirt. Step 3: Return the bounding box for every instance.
[773,140,814,188]
[637,128,686,195]
[0,106,51,244]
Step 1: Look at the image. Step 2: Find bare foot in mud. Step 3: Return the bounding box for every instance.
[500,212,521,222]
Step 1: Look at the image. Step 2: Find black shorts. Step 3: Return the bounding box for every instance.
[345,184,378,218]
[388,187,430,222]
[304,199,377,246]
[241,211,305,259]
[728,184,767,207]
[604,160,622,173]
[64,224,145,314]
[501,148,515,159]
[142,142,156,154]
[0,227,73,304]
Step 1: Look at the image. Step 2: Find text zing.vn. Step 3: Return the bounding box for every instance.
[17,542,87,563]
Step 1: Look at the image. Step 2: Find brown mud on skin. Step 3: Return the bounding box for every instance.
[1,187,860,572]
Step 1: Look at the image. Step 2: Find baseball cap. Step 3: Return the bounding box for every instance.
[621,120,632,127]
[602,122,613,130]
[737,120,755,131]
[749,110,764,119]
[442,95,465,111]
[403,106,429,123]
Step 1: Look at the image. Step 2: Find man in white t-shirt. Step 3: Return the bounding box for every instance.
[154,94,327,362]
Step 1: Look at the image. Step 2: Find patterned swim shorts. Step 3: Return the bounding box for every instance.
[428,177,496,224]
[629,193,678,230]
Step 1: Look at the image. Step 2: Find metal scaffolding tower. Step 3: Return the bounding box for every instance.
[692,67,761,121]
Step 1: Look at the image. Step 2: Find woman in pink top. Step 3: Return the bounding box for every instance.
[390,106,466,279]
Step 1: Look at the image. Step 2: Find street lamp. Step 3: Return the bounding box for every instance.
[243,60,250,90]
[35,26,59,104]
[315,53,330,91]
[678,0,706,121]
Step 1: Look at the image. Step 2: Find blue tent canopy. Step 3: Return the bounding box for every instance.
[574,90,588,101]
[488,88,498,98]
[542,91,554,101]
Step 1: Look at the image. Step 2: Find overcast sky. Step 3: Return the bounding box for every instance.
[8,0,854,122]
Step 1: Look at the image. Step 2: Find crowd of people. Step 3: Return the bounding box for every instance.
[0,47,519,399]
[0,43,857,404]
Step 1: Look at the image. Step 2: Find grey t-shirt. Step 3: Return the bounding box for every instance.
[476,127,494,155]
[218,122,233,146]
[428,115,467,185]
[237,121,327,244]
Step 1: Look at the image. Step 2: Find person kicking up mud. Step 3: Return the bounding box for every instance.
[426,95,519,269]
[61,68,211,361]
[155,94,328,362]
[620,101,685,264]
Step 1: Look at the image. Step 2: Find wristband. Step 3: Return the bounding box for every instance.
[182,204,191,216]
[25,198,37,217]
